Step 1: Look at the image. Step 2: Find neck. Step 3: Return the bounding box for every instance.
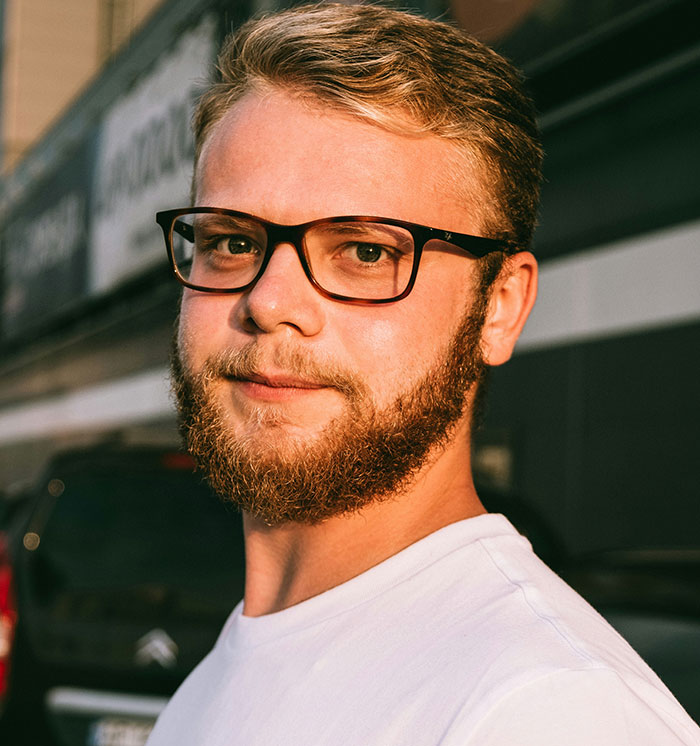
[241,421,485,616]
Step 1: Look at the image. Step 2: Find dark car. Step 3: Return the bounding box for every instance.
[0,445,245,746]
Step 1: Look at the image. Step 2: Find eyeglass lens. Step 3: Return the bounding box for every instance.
[171,213,416,300]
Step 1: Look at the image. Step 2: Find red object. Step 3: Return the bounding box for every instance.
[161,452,197,471]
[0,533,18,701]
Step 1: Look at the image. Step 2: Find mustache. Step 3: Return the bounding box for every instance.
[193,343,366,401]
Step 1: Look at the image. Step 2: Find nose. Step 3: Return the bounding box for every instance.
[237,242,325,336]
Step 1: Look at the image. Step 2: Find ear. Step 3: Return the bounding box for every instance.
[480,251,538,367]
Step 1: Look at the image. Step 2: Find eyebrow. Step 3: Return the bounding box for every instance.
[192,215,263,233]
[313,223,409,240]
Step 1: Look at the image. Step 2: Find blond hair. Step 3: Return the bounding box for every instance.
[194,3,542,250]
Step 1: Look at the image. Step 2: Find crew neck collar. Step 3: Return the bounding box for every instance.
[221,513,519,651]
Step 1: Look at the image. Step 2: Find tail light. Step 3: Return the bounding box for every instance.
[0,533,18,702]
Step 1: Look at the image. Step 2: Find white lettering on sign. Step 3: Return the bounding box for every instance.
[8,193,85,278]
[90,17,215,294]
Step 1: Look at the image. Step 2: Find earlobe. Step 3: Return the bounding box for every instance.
[480,251,538,367]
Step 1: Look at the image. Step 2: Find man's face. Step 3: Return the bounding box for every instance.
[174,88,491,524]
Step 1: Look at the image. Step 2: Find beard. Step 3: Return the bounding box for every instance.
[171,303,488,526]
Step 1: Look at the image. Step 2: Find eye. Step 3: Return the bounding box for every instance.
[307,222,414,272]
[212,235,262,256]
[338,242,398,265]
[352,243,386,263]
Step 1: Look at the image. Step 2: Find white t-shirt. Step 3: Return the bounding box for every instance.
[147,514,700,745]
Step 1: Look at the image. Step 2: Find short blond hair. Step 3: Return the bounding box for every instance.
[194,3,542,250]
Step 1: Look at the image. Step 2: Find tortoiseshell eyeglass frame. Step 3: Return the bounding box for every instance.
[155,207,508,304]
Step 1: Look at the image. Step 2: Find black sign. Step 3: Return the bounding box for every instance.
[1,132,96,340]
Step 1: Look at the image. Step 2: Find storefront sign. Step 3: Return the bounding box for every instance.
[90,17,215,293]
[1,136,95,339]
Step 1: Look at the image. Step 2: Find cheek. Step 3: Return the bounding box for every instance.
[177,292,232,370]
[338,308,452,405]
[339,265,474,398]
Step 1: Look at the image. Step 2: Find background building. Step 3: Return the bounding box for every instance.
[0,0,698,557]
[0,0,163,171]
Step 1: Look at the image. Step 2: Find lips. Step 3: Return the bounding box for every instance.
[233,372,327,390]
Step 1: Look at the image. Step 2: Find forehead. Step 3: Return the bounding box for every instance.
[195,88,485,233]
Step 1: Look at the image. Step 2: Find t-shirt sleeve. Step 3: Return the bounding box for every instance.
[456,668,700,746]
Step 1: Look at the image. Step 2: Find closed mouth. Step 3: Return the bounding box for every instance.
[233,372,327,390]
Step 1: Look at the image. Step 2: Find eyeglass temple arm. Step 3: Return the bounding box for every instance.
[427,228,509,258]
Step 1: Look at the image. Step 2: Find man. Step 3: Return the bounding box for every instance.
[149,4,700,744]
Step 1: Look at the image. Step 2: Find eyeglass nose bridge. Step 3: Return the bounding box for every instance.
[250,222,319,291]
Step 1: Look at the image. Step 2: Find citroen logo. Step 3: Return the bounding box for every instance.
[135,629,179,669]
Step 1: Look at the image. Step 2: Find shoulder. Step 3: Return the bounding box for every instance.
[446,667,700,746]
[429,522,700,745]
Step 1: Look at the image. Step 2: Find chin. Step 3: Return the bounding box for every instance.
[235,413,329,452]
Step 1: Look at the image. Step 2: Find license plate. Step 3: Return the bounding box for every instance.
[89,717,155,746]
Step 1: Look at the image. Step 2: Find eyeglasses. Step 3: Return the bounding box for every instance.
[155,207,507,304]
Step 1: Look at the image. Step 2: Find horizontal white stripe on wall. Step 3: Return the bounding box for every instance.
[517,219,700,353]
[0,367,173,445]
